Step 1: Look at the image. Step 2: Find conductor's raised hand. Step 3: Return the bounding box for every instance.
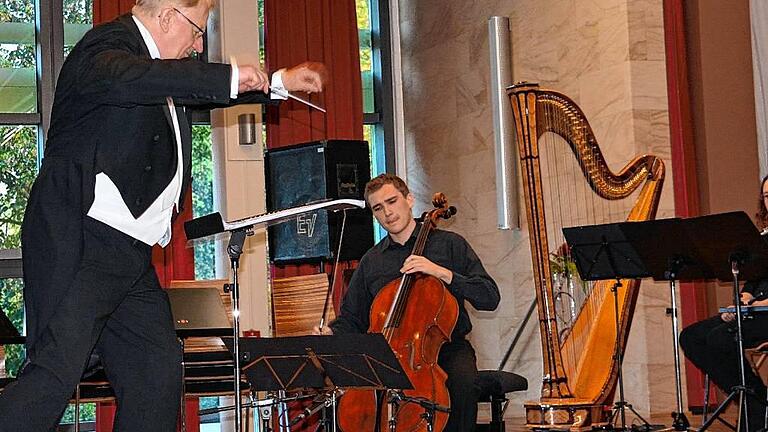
[282,62,327,94]
[238,65,270,94]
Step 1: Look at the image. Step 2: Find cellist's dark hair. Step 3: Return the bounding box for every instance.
[757,174,768,229]
[364,173,410,204]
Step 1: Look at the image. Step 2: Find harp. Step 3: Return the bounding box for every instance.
[507,83,665,429]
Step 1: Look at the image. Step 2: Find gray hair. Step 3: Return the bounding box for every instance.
[134,0,215,14]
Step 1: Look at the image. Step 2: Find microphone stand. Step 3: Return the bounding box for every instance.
[387,390,450,432]
[699,254,767,432]
[665,257,692,431]
[288,389,344,431]
[224,228,249,432]
[182,200,366,432]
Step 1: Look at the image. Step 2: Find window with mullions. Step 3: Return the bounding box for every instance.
[63,0,91,58]
[0,0,93,367]
[0,0,93,425]
[0,124,37,377]
[0,0,37,114]
[192,124,215,280]
[357,0,393,240]
[357,0,386,178]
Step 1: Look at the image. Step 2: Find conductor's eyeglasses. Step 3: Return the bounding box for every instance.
[173,7,206,41]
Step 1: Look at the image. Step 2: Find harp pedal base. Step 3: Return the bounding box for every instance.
[525,401,610,431]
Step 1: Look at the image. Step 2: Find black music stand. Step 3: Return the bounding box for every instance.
[184,199,365,432]
[563,222,653,432]
[225,334,412,432]
[680,212,768,432]
[617,216,706,432]
[566,212,768,432]
[623,212,768,432]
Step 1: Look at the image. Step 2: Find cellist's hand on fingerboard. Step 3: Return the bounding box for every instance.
[400,255,453,284]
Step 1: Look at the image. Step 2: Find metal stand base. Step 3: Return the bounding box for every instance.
[700,386,767,432]
[604,281,653,432]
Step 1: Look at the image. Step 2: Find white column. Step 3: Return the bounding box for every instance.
[752,0,768,179]
[209,0,272,338]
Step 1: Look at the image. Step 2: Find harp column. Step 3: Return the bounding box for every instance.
[489,16,519,230]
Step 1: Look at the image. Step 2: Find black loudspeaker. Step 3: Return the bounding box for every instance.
[265,140,374,262]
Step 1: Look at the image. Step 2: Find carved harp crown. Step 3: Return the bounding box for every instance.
[507,83,664,429]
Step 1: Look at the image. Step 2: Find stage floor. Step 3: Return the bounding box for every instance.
[493,411,742,432]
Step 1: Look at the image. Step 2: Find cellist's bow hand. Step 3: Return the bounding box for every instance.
[312,325,334,336]
[400,255,453,284]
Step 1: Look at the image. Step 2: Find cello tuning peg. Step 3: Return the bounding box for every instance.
[441,206,457,219]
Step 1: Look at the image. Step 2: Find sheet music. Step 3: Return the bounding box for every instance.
[223,198,365,231]
[185,199,366,241]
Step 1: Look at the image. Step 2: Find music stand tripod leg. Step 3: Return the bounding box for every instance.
[666,271,691,431]
[608,279,654,431]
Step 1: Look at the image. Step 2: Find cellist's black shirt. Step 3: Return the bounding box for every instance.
[330,225,500,339]
[744,278,768,301]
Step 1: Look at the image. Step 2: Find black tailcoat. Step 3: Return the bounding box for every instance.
[22,13,273,350]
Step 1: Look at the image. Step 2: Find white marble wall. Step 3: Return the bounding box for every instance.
[397,0,677,418]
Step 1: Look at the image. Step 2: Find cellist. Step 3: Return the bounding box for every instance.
[313,173,500,431]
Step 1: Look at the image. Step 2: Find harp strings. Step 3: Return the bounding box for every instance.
[538,94,630,376]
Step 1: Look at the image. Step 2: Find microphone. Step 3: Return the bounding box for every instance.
[288,390,344,427]
[288,400,326,427]
[761,227,768,236]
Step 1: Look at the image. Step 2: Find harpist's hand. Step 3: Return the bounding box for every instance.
[312,325,334,336]
[721,307,737,322]
[401,255,453,285]
[282,62,327,94]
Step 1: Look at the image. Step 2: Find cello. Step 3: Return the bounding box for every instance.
[337,193,459,432]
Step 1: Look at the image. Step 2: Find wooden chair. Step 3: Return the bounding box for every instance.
[703,342,768,429]
[746,342,768,429]
[746,342,768,383]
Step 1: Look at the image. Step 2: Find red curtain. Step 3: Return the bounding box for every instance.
[663,0,711,409]
[265,0,364,286]
[93,0,134,24]
[264,0,364,148]
[153,190,197,287]
[264,2,363,430]
[91,3,197,430]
